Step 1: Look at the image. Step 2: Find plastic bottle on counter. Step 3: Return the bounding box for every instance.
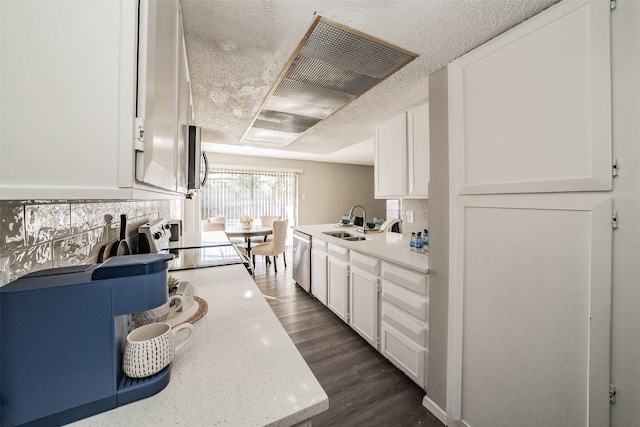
[410,232,417,251]
[415,232,424,253]
[423,229,429,253]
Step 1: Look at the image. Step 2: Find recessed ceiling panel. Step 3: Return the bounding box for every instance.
[241,15,417,147]
[263,95,335,120]
[275,79,356,110]
[243,127,303,145]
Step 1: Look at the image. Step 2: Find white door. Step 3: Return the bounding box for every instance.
[136,0,180,191]
[407,103,430,197]
[327,257,349,323]
[449,194,612,427]
[349,266,379,347]
[375,112,407,198]
[447,1,613,426]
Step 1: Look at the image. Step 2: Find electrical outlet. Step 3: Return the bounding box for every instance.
[406,211,414,223]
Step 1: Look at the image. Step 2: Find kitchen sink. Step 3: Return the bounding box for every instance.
[322,231,354,238]
[322,231,372,241]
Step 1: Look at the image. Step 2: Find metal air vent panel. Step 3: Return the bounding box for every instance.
[241,16,417,147]
[300,20,415,79]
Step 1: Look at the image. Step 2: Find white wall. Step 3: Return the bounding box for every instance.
[203,153,386,225]
[610,1,640,425]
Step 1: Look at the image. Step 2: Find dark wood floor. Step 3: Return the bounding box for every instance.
[251,252,444,427]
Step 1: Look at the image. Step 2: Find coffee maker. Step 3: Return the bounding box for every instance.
[1,253,174,427]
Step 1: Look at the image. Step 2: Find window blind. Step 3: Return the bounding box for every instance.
[200,167,298,226]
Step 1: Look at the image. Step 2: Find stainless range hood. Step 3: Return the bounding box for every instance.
[241,15,418,147]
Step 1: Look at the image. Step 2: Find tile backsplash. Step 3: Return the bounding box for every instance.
[402,198,429,235]
[0,199,181,284]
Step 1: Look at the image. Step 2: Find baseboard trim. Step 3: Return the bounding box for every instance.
[422,395,447,426]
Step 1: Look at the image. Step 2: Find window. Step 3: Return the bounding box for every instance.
[386,199,402,221]
[200,167,298,226]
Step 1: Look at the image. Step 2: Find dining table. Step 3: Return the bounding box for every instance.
[224,224,273,260]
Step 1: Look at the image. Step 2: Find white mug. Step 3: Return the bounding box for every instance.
[122,322,194,378]
[172,281,194,312]
[132,295,184,327]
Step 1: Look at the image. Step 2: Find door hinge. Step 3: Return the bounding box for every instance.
[610,384,617,404]
[376,337,381,347]
[610,0,617,10]
[612,158,619,177]
[612,211,619,229]
[134,117,145,151]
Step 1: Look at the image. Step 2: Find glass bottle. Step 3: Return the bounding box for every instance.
[416,232,424,252]
[423,229,429,253]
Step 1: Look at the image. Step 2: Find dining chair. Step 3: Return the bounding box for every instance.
[201,221,225,231]
[207,216,227,227]
[258,215,280,243]
[250,219,288,273]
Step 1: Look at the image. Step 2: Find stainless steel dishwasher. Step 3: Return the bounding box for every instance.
[292,230,311,293]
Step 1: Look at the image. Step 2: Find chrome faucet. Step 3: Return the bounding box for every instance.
[348,205,367,234]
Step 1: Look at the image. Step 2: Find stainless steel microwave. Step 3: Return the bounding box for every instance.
[187,125,208,190]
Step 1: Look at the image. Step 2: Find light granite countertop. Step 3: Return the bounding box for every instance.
[71,263,328,426]
[294,224,429,274]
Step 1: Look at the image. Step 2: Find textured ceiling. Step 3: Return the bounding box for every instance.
[180,0,560,165]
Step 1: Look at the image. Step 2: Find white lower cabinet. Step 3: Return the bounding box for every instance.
[349,252,381,348]
[327,244,350,323]
[380,261,429,388]
[380,318,426,388]
[311,240,328,305]
[314,240,430,390]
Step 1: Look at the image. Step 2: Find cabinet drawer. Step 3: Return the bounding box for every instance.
[381,262,428,295]
[350,251,380,275]
[381,301,427,347]
[381,322,426,388]
[381,280,428,322]
[328,243,349,261]
[313,239,327,252]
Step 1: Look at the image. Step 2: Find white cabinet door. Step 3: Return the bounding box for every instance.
[0,0,138,199]
[447,2,613,426]
[375,112,407,198]
[349,266,379,348]
[448,0,611,195]
[136,0,180,192]
[381,320,426,388]
[175,11,191,194]
[327,256,349,323]
[311,249,327,306]
[450,194,612,427]
[407,103,430,197]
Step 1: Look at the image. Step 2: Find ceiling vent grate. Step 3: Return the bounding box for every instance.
[241,16,417,147]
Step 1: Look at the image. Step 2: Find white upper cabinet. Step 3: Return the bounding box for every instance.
[407,103,430,197]
[135,0,185,193]
[375,112,407,198]
[374,103,429,199]
[0,0,191,200]
[448,0,611,195]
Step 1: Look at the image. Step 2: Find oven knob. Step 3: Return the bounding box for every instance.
[164,224,171,230]
[153,231,162,240]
